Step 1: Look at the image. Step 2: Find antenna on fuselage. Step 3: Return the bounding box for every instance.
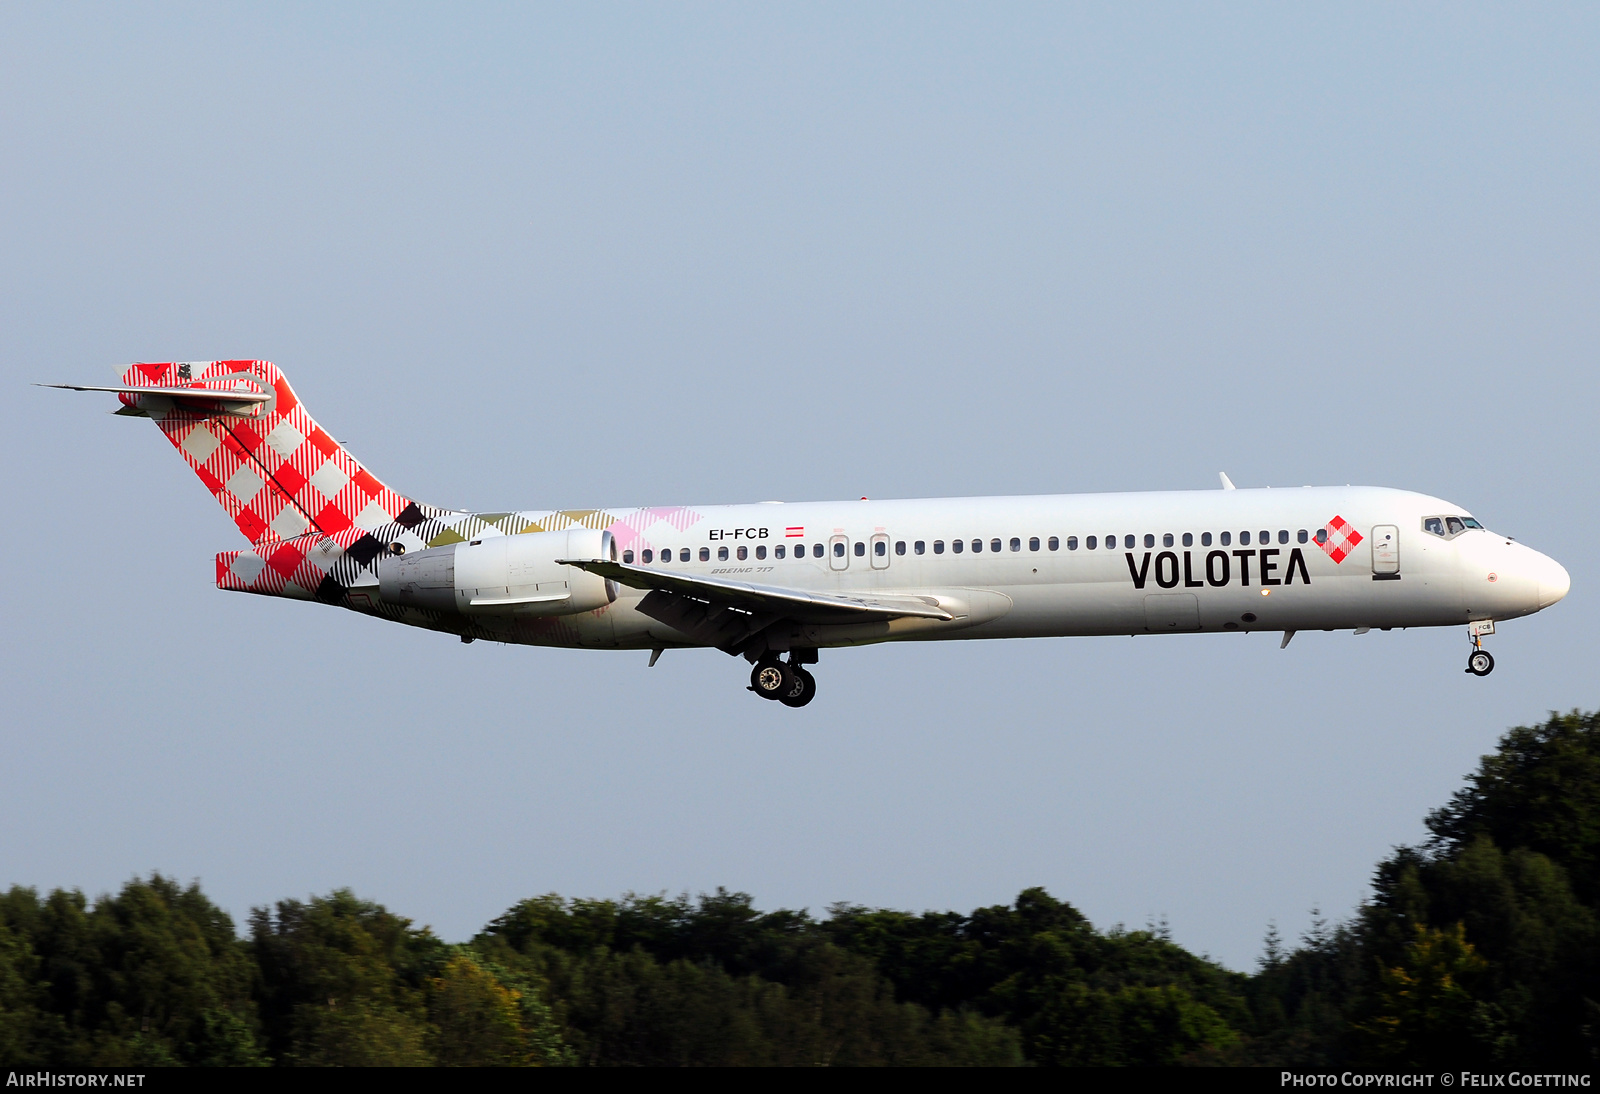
[1219,472,1237,490]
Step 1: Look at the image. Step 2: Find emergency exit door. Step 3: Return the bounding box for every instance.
[1371,525,1400,576]
[829,535,849,571]
[870,533,891,569]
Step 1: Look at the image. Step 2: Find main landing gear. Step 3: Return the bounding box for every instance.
[749,654,817,707]
[1466,620,1496,677]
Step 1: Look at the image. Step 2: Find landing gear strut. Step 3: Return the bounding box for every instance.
[748,651,818,707]
[1466,621,1496,676]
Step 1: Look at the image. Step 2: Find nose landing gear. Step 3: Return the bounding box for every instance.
[1466,620,1496,676]
[748,652,818,707]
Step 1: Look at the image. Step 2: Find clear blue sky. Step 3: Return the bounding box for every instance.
[3,3,1595,970]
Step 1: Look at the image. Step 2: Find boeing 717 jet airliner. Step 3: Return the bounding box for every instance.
[47,361,1570,707]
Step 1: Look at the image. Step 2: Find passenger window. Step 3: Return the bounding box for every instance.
[1297,530,1308,544]
[813,543,824,558]
[737,545,748,560]
[623,550,635,564]
[952,539,964,554]
[755,545,765,560]
[1145,534,1156,548]
[1240,531,1251,545]
[1221,531,1232,546]
[700,547,710,562]
[1182,533,1192,547]
[1124,535,1135,549]
[854,541,865,557]
[1446,517,1466,535]
[681,548,692,562]
[1260,531,1270,545]
[1317,528,1328,544]
[1424,517,1445,536]
[875,541,887,557]
[1029,537,1040,551]
[834,542,846,558]
[992,538,1003,552]
[1278,530,1289,544]
[1202,532,1212,546]
[914,541,926,555]
[1163,533,1174,548]
[1086,536,1097,550]
[660,549,671,563]
[642,549,653,563]
[718,546,729,561]
[775,544,785,559]
[934,540,945,554]
[895,540,906,555]
[971,539,982,553]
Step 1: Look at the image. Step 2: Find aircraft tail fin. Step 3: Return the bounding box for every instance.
[103,360,428,546]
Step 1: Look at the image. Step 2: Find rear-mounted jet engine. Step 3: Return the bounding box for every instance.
[380,529,618,616]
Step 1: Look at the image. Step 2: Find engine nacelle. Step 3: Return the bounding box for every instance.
[379,529,617,617]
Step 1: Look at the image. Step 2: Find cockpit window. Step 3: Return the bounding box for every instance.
[1422,515,1480,540]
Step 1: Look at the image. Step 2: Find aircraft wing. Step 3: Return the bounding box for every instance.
[558,558,954,624]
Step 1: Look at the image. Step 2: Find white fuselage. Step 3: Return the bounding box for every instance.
[438,485,1568,651]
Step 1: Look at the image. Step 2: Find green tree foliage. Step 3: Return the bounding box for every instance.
[0,911,50,1065]
[426,950,569,1066]
[1250,709,1600,1068]
[1427,709,1600,903]
[1244,913,1365,1067]
[475,889,1023,1065]
[0,876,264,1066]
[1358,923,1488,1066]
[825,887,1248,1064]
[2,708,1595,1067]
[249,889,440,1065]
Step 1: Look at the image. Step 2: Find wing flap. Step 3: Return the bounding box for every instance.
[558,558,954,624]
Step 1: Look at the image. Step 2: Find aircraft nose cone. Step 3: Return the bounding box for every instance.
[1537,554,1570,609]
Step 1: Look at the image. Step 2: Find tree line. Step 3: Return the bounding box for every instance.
[1,709,1595,1066]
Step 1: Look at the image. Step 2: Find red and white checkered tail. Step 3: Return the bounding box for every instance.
[121,360,427,545]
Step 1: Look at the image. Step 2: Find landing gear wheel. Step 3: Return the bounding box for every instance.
[1467,650,1495,676]
[778,666,816,708]
[750,660,792,700]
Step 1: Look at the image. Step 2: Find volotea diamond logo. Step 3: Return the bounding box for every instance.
[1319,515,1364,563]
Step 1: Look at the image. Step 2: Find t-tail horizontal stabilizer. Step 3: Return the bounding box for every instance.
[40,361,433,546]
[36,382,271,416]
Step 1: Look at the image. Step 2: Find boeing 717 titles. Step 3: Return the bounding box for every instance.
[45,361,1571,707]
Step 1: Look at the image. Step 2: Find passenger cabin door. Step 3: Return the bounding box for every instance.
[870,533,890,570]
[1372,525,1400,576]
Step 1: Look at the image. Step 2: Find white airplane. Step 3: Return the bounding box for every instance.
[47,360,1570,707]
